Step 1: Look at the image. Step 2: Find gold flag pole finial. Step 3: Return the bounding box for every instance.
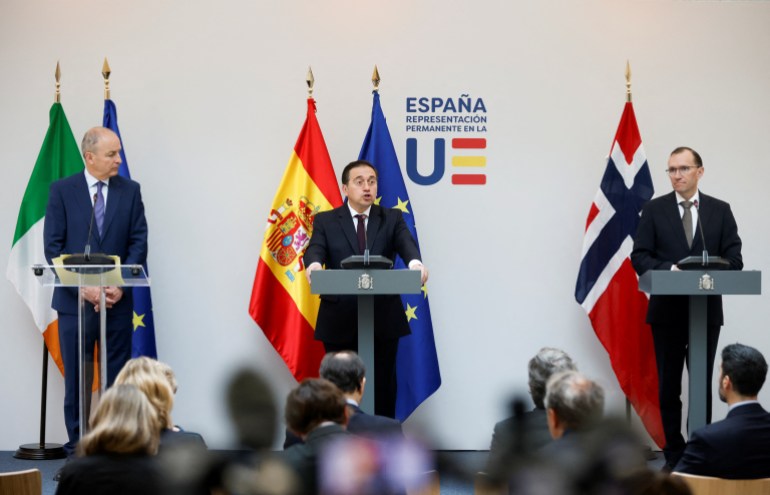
[102,57,111,100]
[306,67,315,98]
[372,65,380,93]
[55,61,61,103]
[625,60,632,103]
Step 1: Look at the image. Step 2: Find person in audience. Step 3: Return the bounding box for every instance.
[55,384,162,495]
[674,343,770,479]
[489,347,577,459]
[115,357,206,449]
[281,378,351,495]
[544,370,605,441]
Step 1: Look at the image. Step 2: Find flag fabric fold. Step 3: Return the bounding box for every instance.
[575,101,664,447]
[249,98,342,380]
[359,92,441,421]
[7,103,84,374]
[103,99,158,358]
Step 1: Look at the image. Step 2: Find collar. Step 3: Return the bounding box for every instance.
[345,398,359,407]
[347,202,372,219]
[84,169,110,188]
[728,399,760,413]
[675,190,699,207]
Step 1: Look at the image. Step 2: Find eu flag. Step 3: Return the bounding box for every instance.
[103,99,158,358]
[359,91,441,421]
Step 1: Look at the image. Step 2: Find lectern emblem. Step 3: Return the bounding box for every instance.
[358,273,374,290]
[699,273,715,291]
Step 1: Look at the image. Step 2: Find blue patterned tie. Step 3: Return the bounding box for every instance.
[95,181,105,236]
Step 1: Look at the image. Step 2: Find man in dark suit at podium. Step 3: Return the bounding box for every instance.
[631,146,742,470]
[675,343,770,479]
[304,160,428,418]
[44,127,148,455]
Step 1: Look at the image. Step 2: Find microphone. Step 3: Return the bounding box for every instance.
[694,199,709,266]
[62,188,115,270]
[677,198,729,270]
[363,215,370,266]
[84,192,98,262]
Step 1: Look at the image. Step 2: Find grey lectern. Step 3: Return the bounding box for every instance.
[34,262,149,438]
[311,269,421,414]
[638,270,761,432]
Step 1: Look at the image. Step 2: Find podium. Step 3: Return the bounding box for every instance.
[34,263,149,437]
[638,270,761,431]
[311,269,421,414]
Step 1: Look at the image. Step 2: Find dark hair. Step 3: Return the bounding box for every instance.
[721,343,768,396]
[670,146,703,168]
[285,378,346,436]
[341,160,377,185]
[319,351,365,394]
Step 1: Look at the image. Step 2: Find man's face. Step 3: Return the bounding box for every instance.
[86,131,122,181]
[667,150,703,199]
[342,165,377,213]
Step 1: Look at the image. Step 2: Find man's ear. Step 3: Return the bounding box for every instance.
[547,408,560,439]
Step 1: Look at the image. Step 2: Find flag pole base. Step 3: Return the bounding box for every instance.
[14,443,66,460]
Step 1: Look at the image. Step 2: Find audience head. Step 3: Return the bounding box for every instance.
[285,378,347,438]
[78,383,161,456]
[319,351,366,395]
[529,347,577,409]
[115,357,175,430]
[227,367,278,450]
[545,371,604,439]
[719,343,768,402]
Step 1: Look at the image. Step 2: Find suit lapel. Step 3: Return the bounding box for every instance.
[662,192,692,252]
[337,205,360,254]
[101,177,122,241]
[366,205,383,251]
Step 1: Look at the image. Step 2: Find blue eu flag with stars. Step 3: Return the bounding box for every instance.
[359,91,441,421]
[103,99,158,359]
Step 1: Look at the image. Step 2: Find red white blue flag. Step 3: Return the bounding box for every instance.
[575,102,664,447]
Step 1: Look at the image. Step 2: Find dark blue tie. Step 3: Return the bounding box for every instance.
[95,181,105,236]
[355,214,367,254]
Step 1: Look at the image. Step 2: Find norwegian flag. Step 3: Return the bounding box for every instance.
[575,101,665,447]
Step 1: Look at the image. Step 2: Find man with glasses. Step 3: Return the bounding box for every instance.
[631,146,742,471]
[304,160,427,418]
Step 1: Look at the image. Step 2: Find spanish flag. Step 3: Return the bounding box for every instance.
[249,98,342,380]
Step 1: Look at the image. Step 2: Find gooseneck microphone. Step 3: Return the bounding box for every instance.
[694,199,709,266]
[84,192,98,262]
[363,215,370,266]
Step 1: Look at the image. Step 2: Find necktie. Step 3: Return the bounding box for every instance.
[681,200,693,248]
[355,214,367,254]
[95,181,105,236]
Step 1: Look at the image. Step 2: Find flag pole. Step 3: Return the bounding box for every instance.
[626,60,632,103]
[306,66,314,98]
[16,62,68,460]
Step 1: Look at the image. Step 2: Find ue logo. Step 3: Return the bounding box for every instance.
[406,138,487,186]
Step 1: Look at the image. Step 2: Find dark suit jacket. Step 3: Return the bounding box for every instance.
[303,204,421,343]
[631,191,742,326]
[44,172,148,316]
[347,403,404,438]
[281,423,351,495]
[56,453,161,495]
[674,403,770,479]
[490,407,552,458]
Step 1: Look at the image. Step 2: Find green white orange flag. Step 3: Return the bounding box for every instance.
[7,102,84,374]
[249,98,342,380]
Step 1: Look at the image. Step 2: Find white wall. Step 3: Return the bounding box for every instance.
[2,0,770,450]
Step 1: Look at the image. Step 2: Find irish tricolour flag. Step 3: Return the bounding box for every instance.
[7,102,83,373]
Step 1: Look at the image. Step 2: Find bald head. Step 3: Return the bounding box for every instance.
[81,127,122,180]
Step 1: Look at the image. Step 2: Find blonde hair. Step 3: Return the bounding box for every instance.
[115,357,175,429]
[78,384,161,456]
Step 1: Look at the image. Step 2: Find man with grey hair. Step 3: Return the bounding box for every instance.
[489,347,577,458]
[545,371,605,439]
[45,126,148,457]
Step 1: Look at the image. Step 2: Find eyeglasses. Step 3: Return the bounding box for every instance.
[665,166,698,176]
[350,177,377,188]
